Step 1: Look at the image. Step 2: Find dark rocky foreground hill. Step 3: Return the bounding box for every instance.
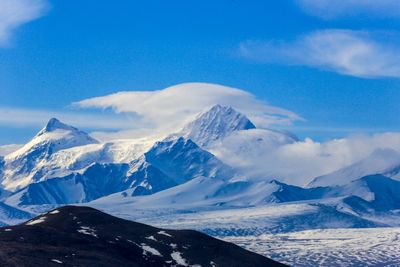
[0,206,286,267]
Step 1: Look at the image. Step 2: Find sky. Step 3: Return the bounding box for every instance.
[1,0,400,145]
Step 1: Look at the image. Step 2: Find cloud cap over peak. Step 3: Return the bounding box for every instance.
[75,83,302,137]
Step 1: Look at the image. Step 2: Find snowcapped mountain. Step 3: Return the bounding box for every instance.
[309,148,400,187]
[0,105,291,199]
[1,118,99,191]
[177,104,297,180]
[0,119,156,196]
[0,103,399,254]
[179,104,256,148]
[336,174,400,212]
[6,136,232,205]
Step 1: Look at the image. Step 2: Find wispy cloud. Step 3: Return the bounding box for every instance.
[240,30,400,78]
[0,0,49,46]
[0,106,136,131]
[74,82,302,138]
[296,0,400,19]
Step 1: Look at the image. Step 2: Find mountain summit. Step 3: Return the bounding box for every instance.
[1,118,98,190]
[180,104,256,147]
[26,118,98,149]
[39,118,80,134]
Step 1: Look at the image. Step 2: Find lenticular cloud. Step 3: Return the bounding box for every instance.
[75,83,302,135]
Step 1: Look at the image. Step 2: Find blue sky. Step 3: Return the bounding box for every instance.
[0,0,400,145]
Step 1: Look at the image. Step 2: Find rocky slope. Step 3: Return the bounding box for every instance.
[0,206,286,267]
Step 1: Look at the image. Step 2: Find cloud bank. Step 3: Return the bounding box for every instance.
[240,30,400,78]
[296,0,400,19]
[212,131,400,185]
[75,83,302,138]
[0,0,48,46]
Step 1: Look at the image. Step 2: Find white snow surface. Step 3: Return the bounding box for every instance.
[77,226,98,238]
[141,244,162,257]
[91,174,284,210]
[26,216,46,225]
[91,201,323,236]
[157,231,172,237]
[49,210,60,214]
[223,227,400,267]
[170,251,188,266]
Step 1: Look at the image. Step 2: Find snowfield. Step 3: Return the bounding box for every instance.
[223,227,400,267]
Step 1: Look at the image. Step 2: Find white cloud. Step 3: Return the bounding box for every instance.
[0,106,136,131]
[296,0,400,19]
[74,83,302,138]
[212,131,400,186]
[240,30,400,78]
[0,0,49,46]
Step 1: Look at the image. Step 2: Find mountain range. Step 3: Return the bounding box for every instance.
[0,104,399,265]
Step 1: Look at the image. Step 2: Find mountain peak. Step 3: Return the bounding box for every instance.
[180,104,256,147]
[208,104,232,113]
[41,118,75,133]
[33,118,98,146]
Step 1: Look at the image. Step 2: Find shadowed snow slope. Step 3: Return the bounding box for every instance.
[89,174,400,234]
[91,173,400,216]
[0,206,286,267]
[338,174,400,212]
[0,202,32,226]
[6,137,233,205]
